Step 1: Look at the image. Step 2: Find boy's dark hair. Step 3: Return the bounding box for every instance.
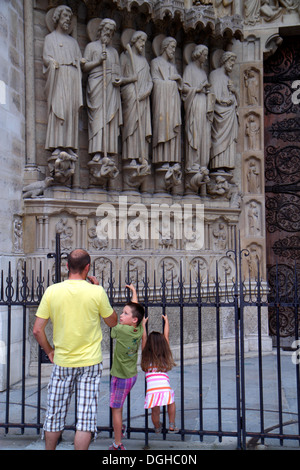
[126,301,144,326]
[67,249,91,274]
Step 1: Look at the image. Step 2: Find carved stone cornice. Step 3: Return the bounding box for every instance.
[183,5,215,32]
[96,0,244,37]
[215,14,243,40]
[153,0,185,22]
[112,0,154,13]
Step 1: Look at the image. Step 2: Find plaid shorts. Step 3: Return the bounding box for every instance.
[110,375,137,408]
[43,363,103,434]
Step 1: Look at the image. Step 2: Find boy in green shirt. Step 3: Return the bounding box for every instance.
[109,284,145,450]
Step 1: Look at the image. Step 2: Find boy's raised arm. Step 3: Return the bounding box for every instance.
[126,284,138,303]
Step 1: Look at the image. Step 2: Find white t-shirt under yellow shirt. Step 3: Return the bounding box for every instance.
[36,280,114,367]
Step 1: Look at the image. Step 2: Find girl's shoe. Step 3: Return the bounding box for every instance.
[168,423,179,433]
[109,442,126,450]
[154,423,162,433]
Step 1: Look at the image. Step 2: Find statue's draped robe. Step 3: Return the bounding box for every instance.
[43,30,83,151]
[120,51,153,161]
[150,56,181,164]
[182,62,210,170]
[84,42,122,155]
[209,68,238,170]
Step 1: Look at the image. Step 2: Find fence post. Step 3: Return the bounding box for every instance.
[47,233,62,284]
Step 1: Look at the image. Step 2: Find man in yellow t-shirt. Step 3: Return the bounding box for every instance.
[33,249,117,450]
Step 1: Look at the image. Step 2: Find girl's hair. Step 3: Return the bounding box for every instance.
[141,331,176,372]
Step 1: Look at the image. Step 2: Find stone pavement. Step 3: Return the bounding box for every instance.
[1,352,300,451]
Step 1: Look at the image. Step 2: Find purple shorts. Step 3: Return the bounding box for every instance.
[110,375,137,408]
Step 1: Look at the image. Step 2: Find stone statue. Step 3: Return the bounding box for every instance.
[22,177,54,198]
[245,114,260,150]
[260,0,283,22]
[43,5,83,183]
[120,30,152,189]
[248,201,261,236]
[214,0,233,16]
[244,69,259,106]
[82,18,122,184]
[247,159,260,193]
[151,36,182,191]
[209,51,239,173]
[244,0,260,26]
[182,44,212,193]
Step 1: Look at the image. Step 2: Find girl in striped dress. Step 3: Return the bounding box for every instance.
[141,314,178,433]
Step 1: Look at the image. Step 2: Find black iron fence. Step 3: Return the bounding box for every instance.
[1,234,300,449]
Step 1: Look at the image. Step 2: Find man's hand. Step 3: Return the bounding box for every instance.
[87,276,99,285]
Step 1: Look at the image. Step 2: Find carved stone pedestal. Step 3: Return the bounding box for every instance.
[88,156,119,187]
[154,163,182,193]
[122,159,151,191]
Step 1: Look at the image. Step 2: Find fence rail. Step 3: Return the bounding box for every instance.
[1,234,300,449]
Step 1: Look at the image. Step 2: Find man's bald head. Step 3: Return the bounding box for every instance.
[67,249,91,274]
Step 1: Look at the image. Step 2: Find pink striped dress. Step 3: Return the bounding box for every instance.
[144,369,175,409]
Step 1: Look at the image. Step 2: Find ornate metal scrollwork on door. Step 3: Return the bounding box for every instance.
[264,37,300,339]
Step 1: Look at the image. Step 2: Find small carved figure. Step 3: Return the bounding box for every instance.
[48,149,77,184]
[213,222,227,250]
[244,69,259,106]
[245,115,260,150]
[22,177,54,198]
[248,201,261,236]
[247,160,260,193]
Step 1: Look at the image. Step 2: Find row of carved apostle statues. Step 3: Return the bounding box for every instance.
[43,5,239,192]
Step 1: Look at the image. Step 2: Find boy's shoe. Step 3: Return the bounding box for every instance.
[109,442,126,450]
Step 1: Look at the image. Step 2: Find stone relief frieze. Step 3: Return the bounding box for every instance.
[244,0,300,26]
[88,220,109,251]
[189,256,208,281]
[94,257,113,287]
[55,217,74,251]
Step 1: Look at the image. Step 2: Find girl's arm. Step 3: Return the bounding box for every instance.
[141,316,148,350]
[162,314,170,345]
[126,283,138,303]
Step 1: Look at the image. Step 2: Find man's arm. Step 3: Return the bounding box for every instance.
[33,317,54,363]
[103,310,118,328]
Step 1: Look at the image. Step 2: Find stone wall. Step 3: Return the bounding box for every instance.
[0,0,25,267]
[0,0,26,390]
